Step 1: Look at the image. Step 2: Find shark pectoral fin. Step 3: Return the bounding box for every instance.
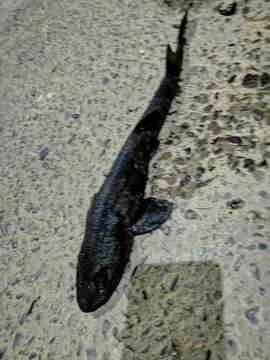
[131,197,173,235]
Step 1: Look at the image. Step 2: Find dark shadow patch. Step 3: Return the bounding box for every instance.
[119,262,225,359]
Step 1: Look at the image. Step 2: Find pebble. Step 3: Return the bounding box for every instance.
[153,319,164,327]
[180,174,191,186]
[204,104,213,112]
[195,166,205,179]
[101,319,111,338]
[227,338,237,354]
[169,275,179,291]
[28,353,37,359]
[205,349,212,360]
[252,109,264,121]
[71,113,80,119]
[261,72,270,86]
[138,345,149,353]
[167,298,174,306]
[258,159,267,167]
[102,78,109,85]
[245,306,260,325]
[252,232,263,237]
[258,243,268,250]
[18,312,28,325]
[49,336,56,344]
[242,6,249,15]
[112,327,118,338]
[15,292,24,299]
[12,333,23,349]
[225,136,242,146]
[162,226,171,236]
[160,345,169,356]
[259,287,266,296]
[208,121,221,134]
[31,207,40,214]
[86,346,97,360]
[193,94,208,103]
[155,335,167,342]
[228,74,236,83]
[68,261,74,269]
[218,1,237,16]
[142,289,148,300]
[243,158,255,170]
[199,247,209,257]
[227,198,245,209]
[227,237,236,245]
[180,122,189,129]
[39,147,49,160]
[242,73,259,88]
[141,326,151,336]
[185,209,199,220]
[0,348,6,359]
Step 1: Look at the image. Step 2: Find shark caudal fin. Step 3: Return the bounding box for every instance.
[166,10,188,78]
[165,44,178,77]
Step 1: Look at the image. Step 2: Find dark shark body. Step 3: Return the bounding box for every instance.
[76,12,188,312]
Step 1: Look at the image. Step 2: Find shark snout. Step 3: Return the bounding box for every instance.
[76,283,100,312]
[76,275,109,312]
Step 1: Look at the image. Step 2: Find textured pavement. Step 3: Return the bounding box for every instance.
[0,0,270,359]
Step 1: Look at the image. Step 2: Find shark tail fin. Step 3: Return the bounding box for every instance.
[165,44,178,77]
[166,10,188,78]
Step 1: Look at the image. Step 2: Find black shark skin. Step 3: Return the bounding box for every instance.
[76,12,188,312]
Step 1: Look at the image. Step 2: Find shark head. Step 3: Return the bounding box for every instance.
[76,212,132,312]
[76,257,126,312]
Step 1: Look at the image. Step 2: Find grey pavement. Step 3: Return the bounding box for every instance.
[0,0,270,359]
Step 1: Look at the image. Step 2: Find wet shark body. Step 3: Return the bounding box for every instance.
[76,12,188,312]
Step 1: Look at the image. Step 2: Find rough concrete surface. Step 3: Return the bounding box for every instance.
[0,0,270,359]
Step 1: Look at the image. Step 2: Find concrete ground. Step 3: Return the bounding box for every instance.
[0,0,270,359]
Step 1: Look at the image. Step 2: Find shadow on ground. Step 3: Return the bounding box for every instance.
[119,262,225,359]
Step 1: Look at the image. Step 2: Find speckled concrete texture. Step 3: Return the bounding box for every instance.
[0,0,270,359]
